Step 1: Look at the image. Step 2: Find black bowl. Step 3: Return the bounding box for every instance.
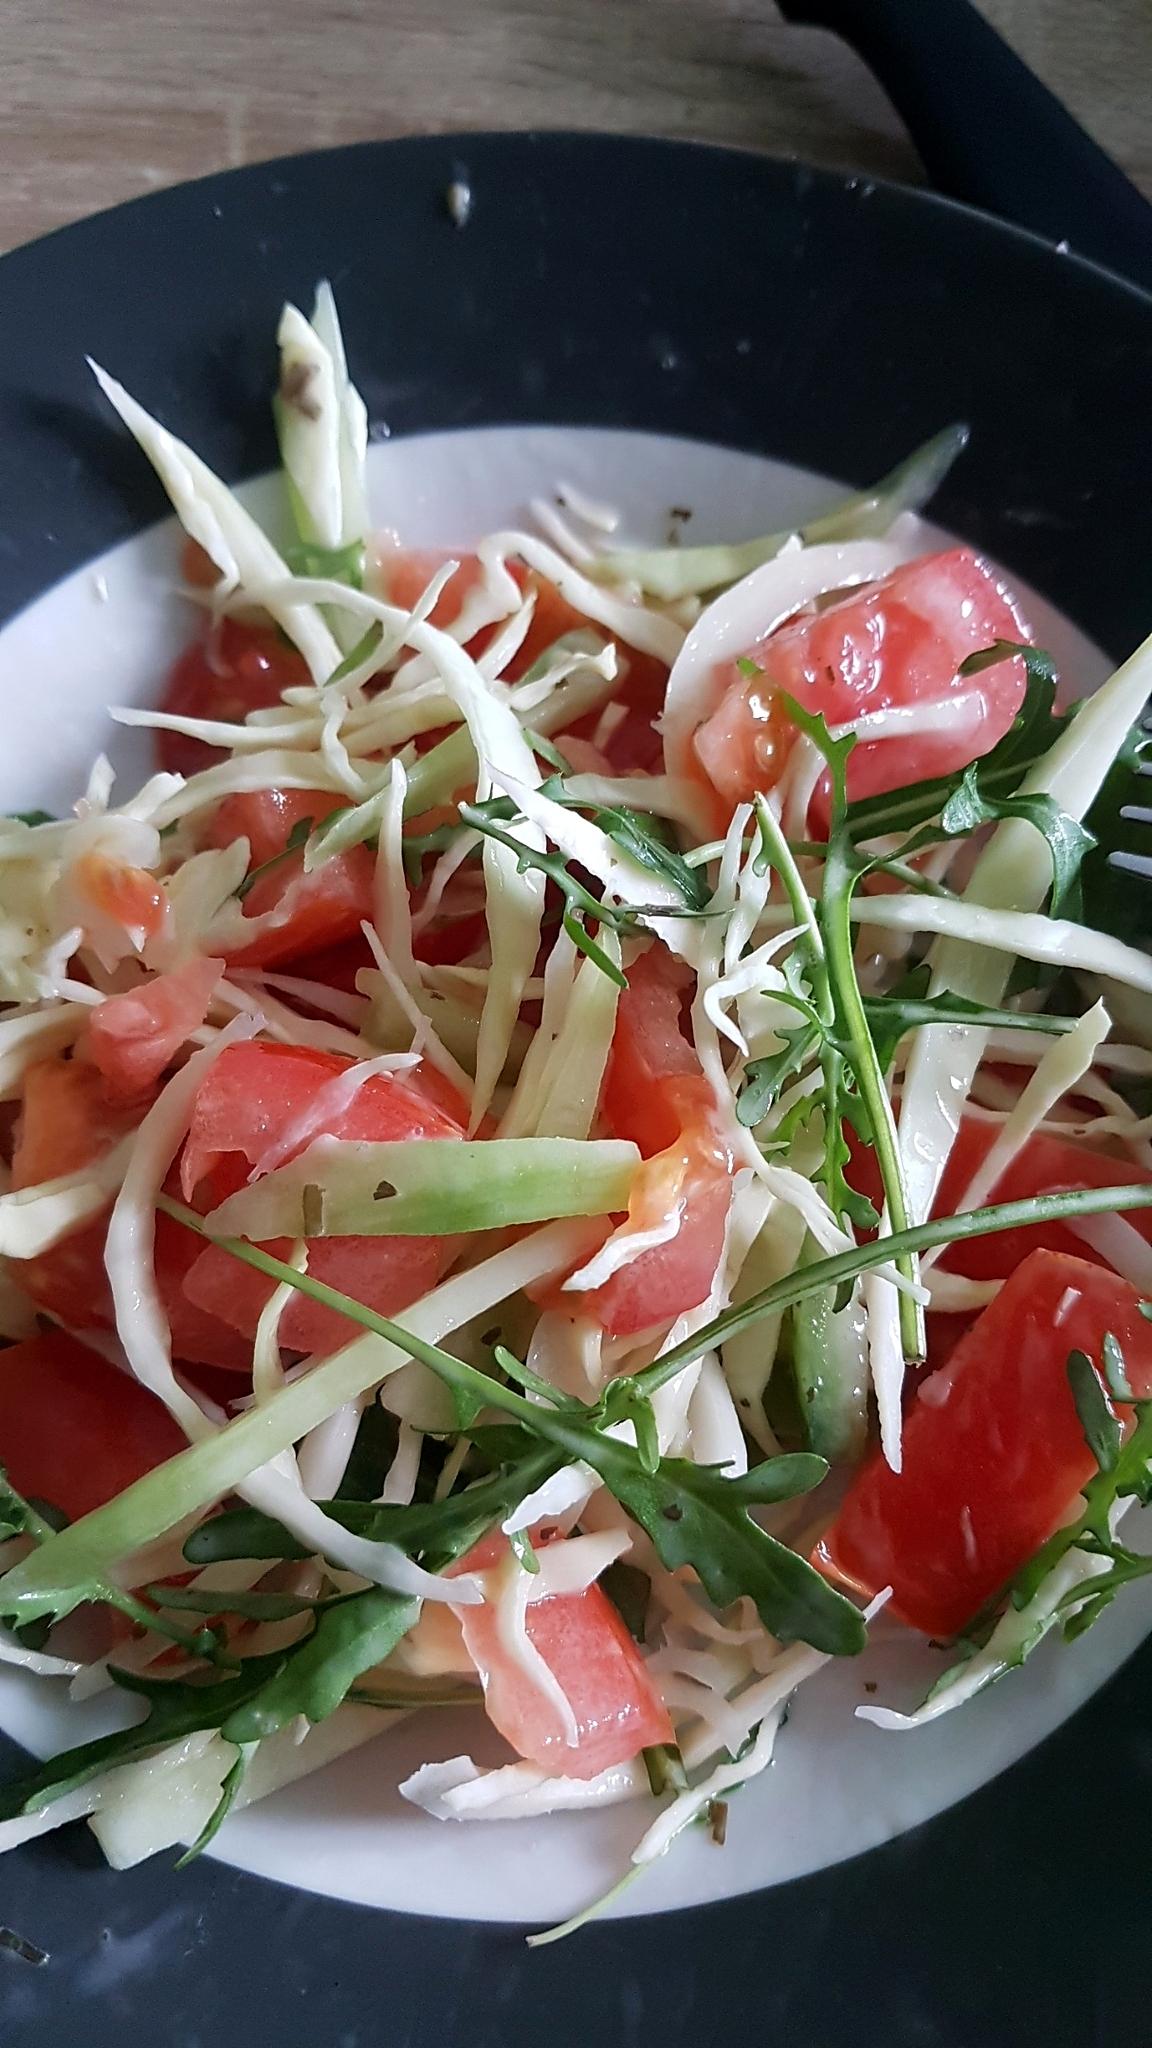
[1,133,1151,2048]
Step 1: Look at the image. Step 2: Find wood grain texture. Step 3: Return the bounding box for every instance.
[0,0,1147,255]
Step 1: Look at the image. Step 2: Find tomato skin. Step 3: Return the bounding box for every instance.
[454,1534,672,1778]
[285,934,378,996]
[691,548,1031,827]
[158,621,311,777]
[0,1330,185,1520]
[178,1042,465,1357]
[817,1249,1152,1637]
[204,787,376,969]
[85,957,224,1103]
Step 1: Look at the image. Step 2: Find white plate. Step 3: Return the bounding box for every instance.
[2,424,1145,1926]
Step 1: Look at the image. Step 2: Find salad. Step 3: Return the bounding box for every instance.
[1,286,1152,1937]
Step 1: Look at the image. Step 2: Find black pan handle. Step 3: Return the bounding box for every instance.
[778,0,1152,295]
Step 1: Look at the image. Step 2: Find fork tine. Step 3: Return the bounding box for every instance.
[1118,804,1152,825]
[1108,849,1152,879]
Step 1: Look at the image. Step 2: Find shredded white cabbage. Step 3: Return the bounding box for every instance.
[398,1754,647,1822]
[90,363,341,682]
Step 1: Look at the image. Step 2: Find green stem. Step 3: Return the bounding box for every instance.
[753,796,825,967]
[158,1198,551,1431]
[821,832,925,1360]
[628,1180,1152,1403]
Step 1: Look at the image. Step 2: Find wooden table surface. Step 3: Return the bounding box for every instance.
[1,0,1148,256]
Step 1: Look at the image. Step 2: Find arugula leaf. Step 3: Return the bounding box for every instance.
[580,801,710,912]
[601,1560,652,1642]
[736,1020,821,1127]
[509,1527,539,1574]
[335,1400,399,1503]
[460,803,708,988]
[1078,716,1152,943]
[144,1584,331,1623]
[328,620,384,686]
[766,694,925,1356]
[845,652,1065,840]
[182,1449,562,1568]
[0,1654,284,1822]
[0,1470,230,1664]
[221,1589,418,1742]
[555,1437,862,1655]
[1102,1330,1134,1402]
[402,819,469,884]
[459,766,711,987]
[957,640,1059,687]
[936,767,1094,919]
[0,1470,54,1544]
[4,809,55,828]
[1066,1350,1122,1475]
[861,985,1076,1076]
[1011,1352,1152,1613]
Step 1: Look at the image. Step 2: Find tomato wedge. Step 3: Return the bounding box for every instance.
[537,945,734,1337]
[204,788,376,969]
[9,1056,140,1332]
[376,549,668,771]
[10,1052,251,1370]
[0,1329,185,1520]
[178,1042,465,1358]
[85,957,224,1103]
[933,1120,1152,1280]
[453,1532,672,1778]
[157,619,311,777]
[690,547,1031,829]
[817,1249,1152,1637]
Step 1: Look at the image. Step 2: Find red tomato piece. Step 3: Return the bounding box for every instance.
[934,1120,1152,1280]
[601,943,700,1156]
[817,1249,1152,1637]
[9,1053,253,1370]
[283,934,378,997]
[536,946,734,1337]
[85,956,224,1103]
[177,1042,465,1356]
[690,547,1032,829]
[12,1056,132,1188]
[574,1119,733,1339]
[376,552,668,770]
[0,1329,185,1520]
[179,1041,463,1193]
[157,620,312,777]
[9,1058,139,1332]
[373,546,486,628]
[454,1533,672,1778]
[204,787,376,969]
